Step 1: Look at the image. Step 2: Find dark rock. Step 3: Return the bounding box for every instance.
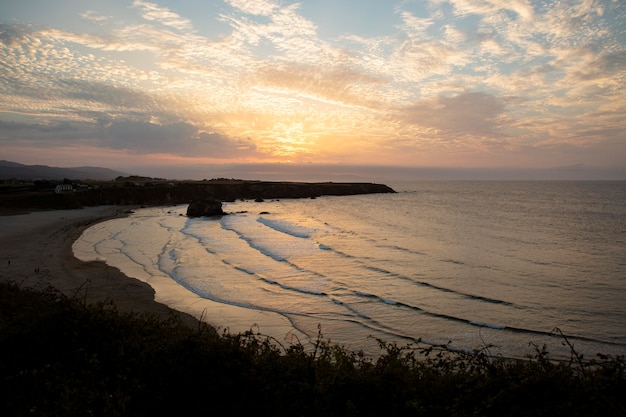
[254,197,264,202]
[186,199,224,217]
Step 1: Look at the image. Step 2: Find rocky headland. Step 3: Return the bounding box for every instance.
[0,179,395,213]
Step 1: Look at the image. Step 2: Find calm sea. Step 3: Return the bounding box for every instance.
[74,181,626,359]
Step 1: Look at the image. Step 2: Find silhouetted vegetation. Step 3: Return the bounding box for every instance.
[1,281,624,416]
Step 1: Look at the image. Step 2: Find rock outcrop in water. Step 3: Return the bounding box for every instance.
[186,199,224,217]
[0,179,396,212]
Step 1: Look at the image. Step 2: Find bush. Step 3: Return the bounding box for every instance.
[1,282,624,416]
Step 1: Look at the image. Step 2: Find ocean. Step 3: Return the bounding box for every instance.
[73,181,626,359]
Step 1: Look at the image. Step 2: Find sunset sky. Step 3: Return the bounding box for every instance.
[1,0,625,180]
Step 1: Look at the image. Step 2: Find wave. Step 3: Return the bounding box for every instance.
[214,212,523,329]
[441,258,466,266]
[221,214,320,261]
[469,321,507,330]
[90,215,622,355]
[258,276,326,297]
[180,209,610,349]
[385,244,428,256]
[348,290,615,346]
[257,216,317,238]
[361,265,515,307]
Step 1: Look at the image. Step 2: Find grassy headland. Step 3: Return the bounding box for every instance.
[1,281,624,417]
[0,178,395,213]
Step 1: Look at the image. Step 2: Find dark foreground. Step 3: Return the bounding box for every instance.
[1,282,624,417]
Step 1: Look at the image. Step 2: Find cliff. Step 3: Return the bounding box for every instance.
[0,180,395,212]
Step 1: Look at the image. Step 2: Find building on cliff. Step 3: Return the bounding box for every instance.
[54,184,73,194]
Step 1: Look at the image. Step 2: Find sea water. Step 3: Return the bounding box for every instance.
[73,181,626,359]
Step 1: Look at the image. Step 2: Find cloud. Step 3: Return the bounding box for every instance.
[402,92,507,138]
[0,23,30,48]
[1,0,624,172]
[222,0,322,63]
[0,120,89,141]
[0,119,259,159]
[569,50,626,82]
[226,0,279,16]
[101,120,261,158]
[253,62,384,108]
[80,10,110,25]
[441,0,534,21]
[133,0,194,32]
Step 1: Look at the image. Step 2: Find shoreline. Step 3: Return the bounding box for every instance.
[0,205,308,345]
[0,206,201,327]
[72,205,310,344]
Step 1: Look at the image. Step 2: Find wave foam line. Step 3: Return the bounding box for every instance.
[349,290,615,346]
[257,217,316,238]
[222,259,375,324]
[361,265,515,307]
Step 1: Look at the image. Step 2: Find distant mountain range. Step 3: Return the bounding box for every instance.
[0,161,127,181]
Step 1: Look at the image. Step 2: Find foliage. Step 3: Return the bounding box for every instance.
[1,282,624,417]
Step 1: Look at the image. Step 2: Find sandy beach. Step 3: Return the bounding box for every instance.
[0,206,308,345]
[0,206,198,324]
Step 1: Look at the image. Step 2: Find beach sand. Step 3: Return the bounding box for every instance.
[0,206,307,346]
[0,206,198,325]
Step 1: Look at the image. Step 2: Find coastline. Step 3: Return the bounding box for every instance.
[0,205,309,345]
[0,206,200,327]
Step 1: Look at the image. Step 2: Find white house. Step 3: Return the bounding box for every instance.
[55,184,73,193]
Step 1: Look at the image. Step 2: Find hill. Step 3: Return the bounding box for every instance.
[0,160,127,181]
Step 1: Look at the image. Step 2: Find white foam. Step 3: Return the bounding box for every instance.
[221,214,320,261]
[469,321,506,330]
[257,217,316,238]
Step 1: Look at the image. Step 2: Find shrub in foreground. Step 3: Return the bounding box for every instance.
[1,282,624,416]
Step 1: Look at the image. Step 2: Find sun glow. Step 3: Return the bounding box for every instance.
[0,0,624,175]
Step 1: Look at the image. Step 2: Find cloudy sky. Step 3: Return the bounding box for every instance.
[1,0,625,179]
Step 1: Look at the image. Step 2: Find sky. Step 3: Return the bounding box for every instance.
[1,0,625,180]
